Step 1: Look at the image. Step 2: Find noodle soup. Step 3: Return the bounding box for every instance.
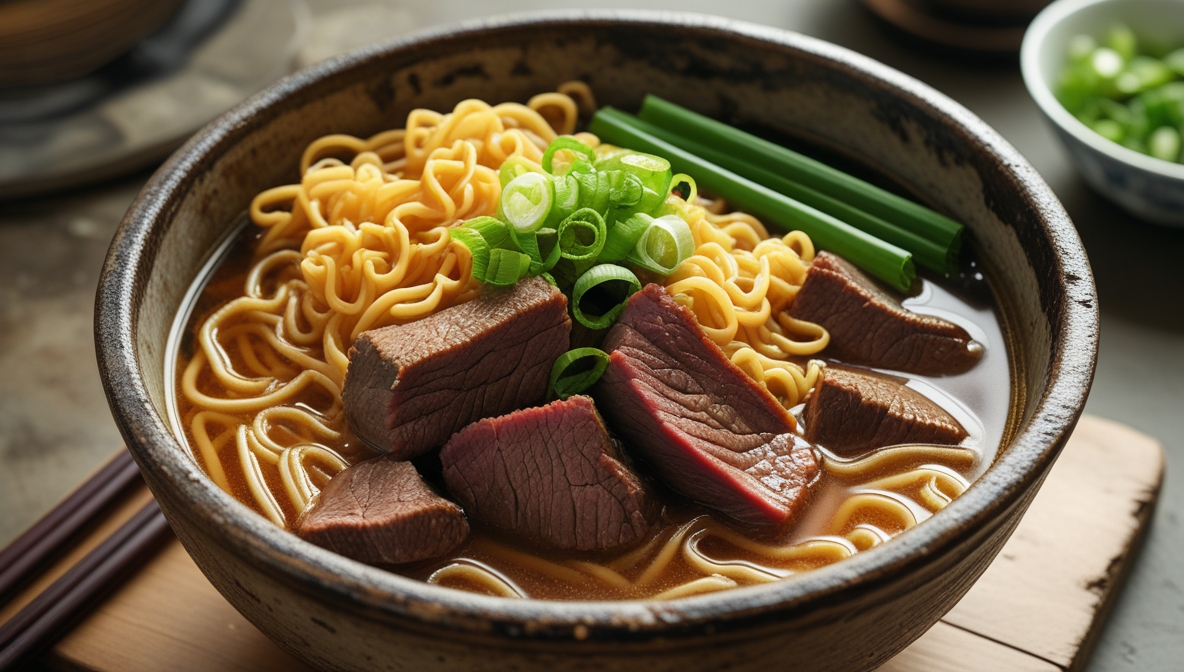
[168,85,1012,601]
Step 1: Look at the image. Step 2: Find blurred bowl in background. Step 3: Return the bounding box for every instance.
[0,0,184,88]
[1023,0,1184,226]
[924,0,1052,24]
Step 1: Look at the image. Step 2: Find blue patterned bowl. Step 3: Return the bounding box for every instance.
[1023,0,1184,226]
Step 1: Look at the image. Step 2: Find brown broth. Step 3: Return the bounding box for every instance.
[169,220,1012,601]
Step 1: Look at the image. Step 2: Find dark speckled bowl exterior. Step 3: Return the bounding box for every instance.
[96,12,1098,672]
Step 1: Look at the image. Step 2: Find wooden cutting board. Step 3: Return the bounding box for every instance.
[3,414,1164,672]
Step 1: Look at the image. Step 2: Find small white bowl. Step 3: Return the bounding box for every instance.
[1022,0,1184,226]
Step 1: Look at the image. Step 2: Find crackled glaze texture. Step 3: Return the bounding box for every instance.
[96,13,1097,672]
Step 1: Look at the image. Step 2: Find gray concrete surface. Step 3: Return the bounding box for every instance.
[0,0,1179,669]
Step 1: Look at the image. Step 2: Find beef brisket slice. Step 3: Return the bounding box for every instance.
[594,284,819,528]
[440,396,656,552]
[343,276,571,458]
[787,251,983,376]
[297,457,469,565]
[803,367,968,457]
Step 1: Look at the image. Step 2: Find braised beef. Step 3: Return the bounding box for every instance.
[342,277,571,459]
[296,457,469,565]
[787,252,983,375]
[440,396,656,552]
[594,284,819,528]
[803,366,968,457]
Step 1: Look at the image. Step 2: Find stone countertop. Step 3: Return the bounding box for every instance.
[0,1,1179,670]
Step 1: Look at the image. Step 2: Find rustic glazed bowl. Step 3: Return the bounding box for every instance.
[96,12,1098,672]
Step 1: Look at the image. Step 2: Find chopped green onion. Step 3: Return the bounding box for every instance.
[499,156,545,189]
[542,137,597,174]
[636,95,963,257]
[629,214,694,275]
[589,107,916,291]
[1068,35,1097,64]
[511,226,561,275]
[1165,48,1184,77]
[450,227,490,282]
[1091,47,1125,80]
[670,173,697,204]
[1105,24,1138,62]
[546,173,581,228]
[606,170,644,210]
[547,348,611,399]
[558,208,607,261]
[571,264,641,329]
[601,212,651,262]
[1092,119,1125,142]
[574,168,611,215]
[463,216,512,250]
[499,172,553,234]
[596,150,673,214]
[485,248,532,286]
[1149,126,1181,161]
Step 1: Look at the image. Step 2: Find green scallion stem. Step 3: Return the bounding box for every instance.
[548,347,611,399]
[588,107,916,291]
[637,95,963,258]
[627,118,952,272]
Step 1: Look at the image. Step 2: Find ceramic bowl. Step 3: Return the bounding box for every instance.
[1023,0,1184,226]
[96,12,1098,672]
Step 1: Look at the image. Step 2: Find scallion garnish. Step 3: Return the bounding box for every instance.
[511,226,561,275]
[571,264,642,329]
[547,347,611,399]
[558,208,607,261]
[636,95,963,262]
[485,248,533,286]
[588,107,916,292]
[543,137,598,174]
[633,122,952,272]
[629,214,694,275]
[499,172,554,234]
[600,212,651,262]
[498,156,546,189]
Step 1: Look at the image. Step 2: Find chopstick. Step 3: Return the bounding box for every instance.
[0,450,142,603]
[0,500,171,671]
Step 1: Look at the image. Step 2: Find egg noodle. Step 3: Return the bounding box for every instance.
[178,83,980,600]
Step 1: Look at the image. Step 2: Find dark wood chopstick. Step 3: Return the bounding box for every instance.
[0,500,171,671]
[0,450,141,604]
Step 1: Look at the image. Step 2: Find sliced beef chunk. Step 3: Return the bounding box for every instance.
[440,396,656,552]
[297,457,469,565]
[787,251,983,376]
[594,284,819,529]
[343,277,571,459]
[802,366,968,457]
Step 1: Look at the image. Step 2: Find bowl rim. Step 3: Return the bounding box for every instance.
[97,9,1098,640]
[1021,0,1184,180]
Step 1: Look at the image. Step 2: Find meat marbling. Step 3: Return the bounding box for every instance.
[803,366,968,456]
[787,251,983,375]
[296,457,469,565]
[342,276,571,459]
[440,395,656,552]
[594,284,820,528]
